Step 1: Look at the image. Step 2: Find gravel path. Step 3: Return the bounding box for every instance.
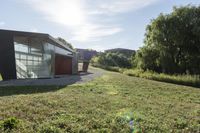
[0,67,104,86]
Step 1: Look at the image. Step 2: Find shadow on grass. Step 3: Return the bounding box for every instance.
[0,71,96,97]
[0,85,67,97]
[92,65,200,89]
[0,74,83,97]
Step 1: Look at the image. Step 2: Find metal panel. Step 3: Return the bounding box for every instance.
[0,31,17,80]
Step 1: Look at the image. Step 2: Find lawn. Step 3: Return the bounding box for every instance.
[0,69,199,133]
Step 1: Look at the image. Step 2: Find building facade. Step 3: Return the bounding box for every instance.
[0,29,78,80]
[76,48,98,61]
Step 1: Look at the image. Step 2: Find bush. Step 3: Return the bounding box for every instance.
[91,64,124,73]
[135,5,200,74]
[0,117,20,131]
[91,52,132,68]
[123,69,200,87]
[39,125,62,133]
[93,63,200,87]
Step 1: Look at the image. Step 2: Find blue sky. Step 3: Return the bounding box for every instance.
[0,0,199,51]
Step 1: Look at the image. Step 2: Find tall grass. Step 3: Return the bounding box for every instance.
[123,69,200,87]
[92,64,200,88]
[91,64,123,73]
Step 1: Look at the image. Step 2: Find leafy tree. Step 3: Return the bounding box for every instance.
[135,47,160,71]
[91,52,132,68]
[57,37,73,49]
[136,5,200,74]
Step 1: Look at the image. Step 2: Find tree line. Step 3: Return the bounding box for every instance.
[92,5,200,75]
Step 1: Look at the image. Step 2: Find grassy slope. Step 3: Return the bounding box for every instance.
[0,70,199,133]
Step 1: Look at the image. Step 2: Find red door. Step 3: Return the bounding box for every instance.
[55,54,72,75]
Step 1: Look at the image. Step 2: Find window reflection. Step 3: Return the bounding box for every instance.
[14,36,73,79]
[14,36,54,78]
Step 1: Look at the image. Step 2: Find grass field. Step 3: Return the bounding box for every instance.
[92,64,200,88]
[0,69,199,133]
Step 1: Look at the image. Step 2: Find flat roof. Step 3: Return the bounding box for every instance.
[0,29,74,52]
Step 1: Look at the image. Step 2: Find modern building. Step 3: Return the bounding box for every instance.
[76,49,98,72]
[76,48,98,61]
[0,29,78,80]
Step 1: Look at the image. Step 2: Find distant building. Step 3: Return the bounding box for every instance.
[0,29,78,80]
[76,48,98,61]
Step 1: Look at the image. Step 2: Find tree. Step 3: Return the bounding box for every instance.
[136,5,200,74]
[57,37,73,49]
[91,52,132,68]
[135,47,160,71]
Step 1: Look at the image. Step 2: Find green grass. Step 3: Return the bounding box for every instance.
[0,69,200,132]
[123,69,200,88]
[92,64,200,88]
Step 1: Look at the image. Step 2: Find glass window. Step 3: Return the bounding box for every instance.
[27,61,33,66]
[38,57,42,61]
[55,46,72,56]
[28,55,33,60]
[21,54,27,60]
[14,36,55,79]
[33,56,39,61]
[14,37,29,53]
[15,53,20,59]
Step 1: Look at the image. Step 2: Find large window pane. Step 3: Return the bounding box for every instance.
[14,37,29,53]
[55,46,72,56]
[14,36,55,79]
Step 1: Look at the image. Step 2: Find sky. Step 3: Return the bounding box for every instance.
[0,0,199,51]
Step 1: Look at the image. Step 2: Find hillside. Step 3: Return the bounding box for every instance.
[105,48,135,57]
[0,67,199,132]
[76,48,99,61]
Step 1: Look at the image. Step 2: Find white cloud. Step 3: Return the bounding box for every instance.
[72,24,123,42]
[89,44,108,52]
[0,21,5,27]
[23,0,159,42]
[88,0,160,15]
[30,28,38,32]
[23,0,86,26]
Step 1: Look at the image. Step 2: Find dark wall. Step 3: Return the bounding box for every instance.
[0,31,17,80]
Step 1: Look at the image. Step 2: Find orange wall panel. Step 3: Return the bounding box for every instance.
[55,54,72,75]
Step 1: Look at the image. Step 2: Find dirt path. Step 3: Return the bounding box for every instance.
[0,66,104,86]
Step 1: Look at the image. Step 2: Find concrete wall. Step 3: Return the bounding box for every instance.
[72,52,78,74]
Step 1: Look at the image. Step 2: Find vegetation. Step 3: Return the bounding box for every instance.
[135,5,200,74]
[105,48,135,58]
[0,69,199,132]
[91,49,134,68]
[91,65,200,88]
[91,5,200,87]
[0,117,21,131]
[123,69,200,88]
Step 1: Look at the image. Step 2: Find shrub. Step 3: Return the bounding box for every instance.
[93,63,200,87]
[91,52,132,68]
[0,117,20,131]
[123,69,200,87]
[135,6,200,74]
[39,125,62,133]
